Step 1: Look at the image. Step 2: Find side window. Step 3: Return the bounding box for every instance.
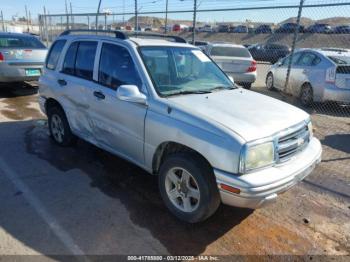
[98,43,142,90]
[75,42,97,80]
[62,42,78,75]
[46,40,66,70]
[297,53,318,66]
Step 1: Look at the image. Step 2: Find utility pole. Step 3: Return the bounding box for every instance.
[122,0,125,27]
[1,10,5,32]
[134,0,138,33]
[284,0,304,92]
[70,1,74,29]
[65,0,69,29]
[164,0,169,34]
[29,10,32,29]
[25,5,29,32]
[96,0,102,31]
[43,6,49,47]
[192,0,197,43]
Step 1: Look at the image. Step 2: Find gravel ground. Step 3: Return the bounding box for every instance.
[0,76,349,258]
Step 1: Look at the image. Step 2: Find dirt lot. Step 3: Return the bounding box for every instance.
[0,71,349,258]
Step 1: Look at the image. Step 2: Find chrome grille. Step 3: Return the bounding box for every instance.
[277,123,310,162]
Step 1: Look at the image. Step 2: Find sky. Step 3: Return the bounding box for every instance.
[1,0,350,24]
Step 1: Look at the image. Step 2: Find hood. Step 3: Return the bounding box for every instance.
[168,89,309,142]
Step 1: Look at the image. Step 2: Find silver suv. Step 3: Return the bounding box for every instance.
[39,30,322,223]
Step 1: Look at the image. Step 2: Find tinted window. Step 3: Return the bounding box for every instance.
[282,52,302,66]
[328,56,350,65]
[210,46,251,58]
[298,53,319,66]
[75,42,97,80]
[99,43,142,90]
[0,35,46,48]
[46,40,66,70]
[266,44,288,50]
[62,42,78,75]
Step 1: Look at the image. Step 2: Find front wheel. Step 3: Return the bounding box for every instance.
[158,153,220,223]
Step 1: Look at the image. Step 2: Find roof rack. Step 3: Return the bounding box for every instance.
[128,32,187,43]
[59,29,187,43]
[60,29,128,39]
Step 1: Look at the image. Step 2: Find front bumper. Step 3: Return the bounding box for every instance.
[323,86,350,103]
[214,137,322,209]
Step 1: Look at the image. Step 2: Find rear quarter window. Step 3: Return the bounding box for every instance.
[46,40,66,70]
[210,46,251,58]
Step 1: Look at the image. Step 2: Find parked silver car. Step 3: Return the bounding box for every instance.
[202,43,257,89]
[266,48,350,105]
[0,32,47,83]
[39,30,322,223]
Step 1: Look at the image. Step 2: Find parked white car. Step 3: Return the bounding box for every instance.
[39,30,322,223]
[266,48,350,105]
[201,43,257,89]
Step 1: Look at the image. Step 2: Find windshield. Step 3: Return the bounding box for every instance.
[0,35,46,49]
[328,56,350,65]
[211,46,251,58]
[139,47,234,97]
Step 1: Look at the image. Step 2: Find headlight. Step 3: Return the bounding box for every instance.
[240,141,275,173]
[308,121,313,138]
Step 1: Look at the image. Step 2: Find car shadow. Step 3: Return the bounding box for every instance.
[321,134,350,154]
[18,120,252,255]
[0,83,42,120]
[0,82,38,99]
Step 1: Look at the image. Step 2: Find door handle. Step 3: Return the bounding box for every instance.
[303,69,309,74]
[57,79,67,86]
[93,91,105,100]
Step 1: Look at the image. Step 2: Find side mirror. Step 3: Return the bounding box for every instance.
[116,85,147,105]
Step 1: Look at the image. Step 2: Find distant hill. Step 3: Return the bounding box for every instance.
[318,17,350,25]
[125,16,192,27]
[280,16,350,26]
[117,15,350,28]
[279,17,314,26]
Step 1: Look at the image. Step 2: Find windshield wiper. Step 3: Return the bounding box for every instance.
[210,86,236,92]
[165,90,212,97]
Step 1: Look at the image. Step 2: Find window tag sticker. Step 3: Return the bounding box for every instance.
[192,50,211,62]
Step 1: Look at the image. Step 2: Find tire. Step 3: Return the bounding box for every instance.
[158,153,221,223]
[266,73,275,90]
[241,83,252,89]
[47,106,77,146]
[300,83,314,107]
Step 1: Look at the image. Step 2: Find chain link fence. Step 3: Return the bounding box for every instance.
[38,0,350,184]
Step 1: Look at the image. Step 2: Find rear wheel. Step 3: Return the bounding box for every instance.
[47,106,77,146]
[300,83,314,107]
[158,153,220,223]
[266,73,275,90]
